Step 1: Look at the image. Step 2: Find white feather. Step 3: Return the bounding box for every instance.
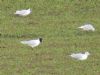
[78,24,95,31]
[15,8,31,16]
[20,38,41,48]
[70,52,90,60]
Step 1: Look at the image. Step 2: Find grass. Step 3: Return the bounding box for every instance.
[0,0,100,75]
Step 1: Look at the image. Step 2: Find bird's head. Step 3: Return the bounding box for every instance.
[27,8,32,12]
[85,52,90,56]
[39,38,43,42]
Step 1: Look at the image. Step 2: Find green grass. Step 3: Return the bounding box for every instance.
[0,0,100,75]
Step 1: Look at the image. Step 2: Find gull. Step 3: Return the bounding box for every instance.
[20,38,42,48]
[78,24,95,31]
[14,8,31,16]
[70,52,90,60]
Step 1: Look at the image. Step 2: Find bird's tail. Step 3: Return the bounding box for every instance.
[14,11,20,14]
[20,41,28,44]
[78,26,83,29]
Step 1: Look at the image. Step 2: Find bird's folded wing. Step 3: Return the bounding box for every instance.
[71,54,83,58]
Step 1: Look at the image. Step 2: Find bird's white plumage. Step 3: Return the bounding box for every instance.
[20,38,41,48]
[78,24,95,31]
[15,8,31,16]
[70,52,90,60]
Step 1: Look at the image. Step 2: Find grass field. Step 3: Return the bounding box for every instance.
[0,0,100,75]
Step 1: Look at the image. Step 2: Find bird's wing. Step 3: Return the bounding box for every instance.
[71,53,83,59]
[15,10,27,15]
[20,40,36,44]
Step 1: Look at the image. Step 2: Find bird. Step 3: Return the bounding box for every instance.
[14,8,31,16]
[78,24,95,31]
[70,52,90,60]
[20,38,42,48]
